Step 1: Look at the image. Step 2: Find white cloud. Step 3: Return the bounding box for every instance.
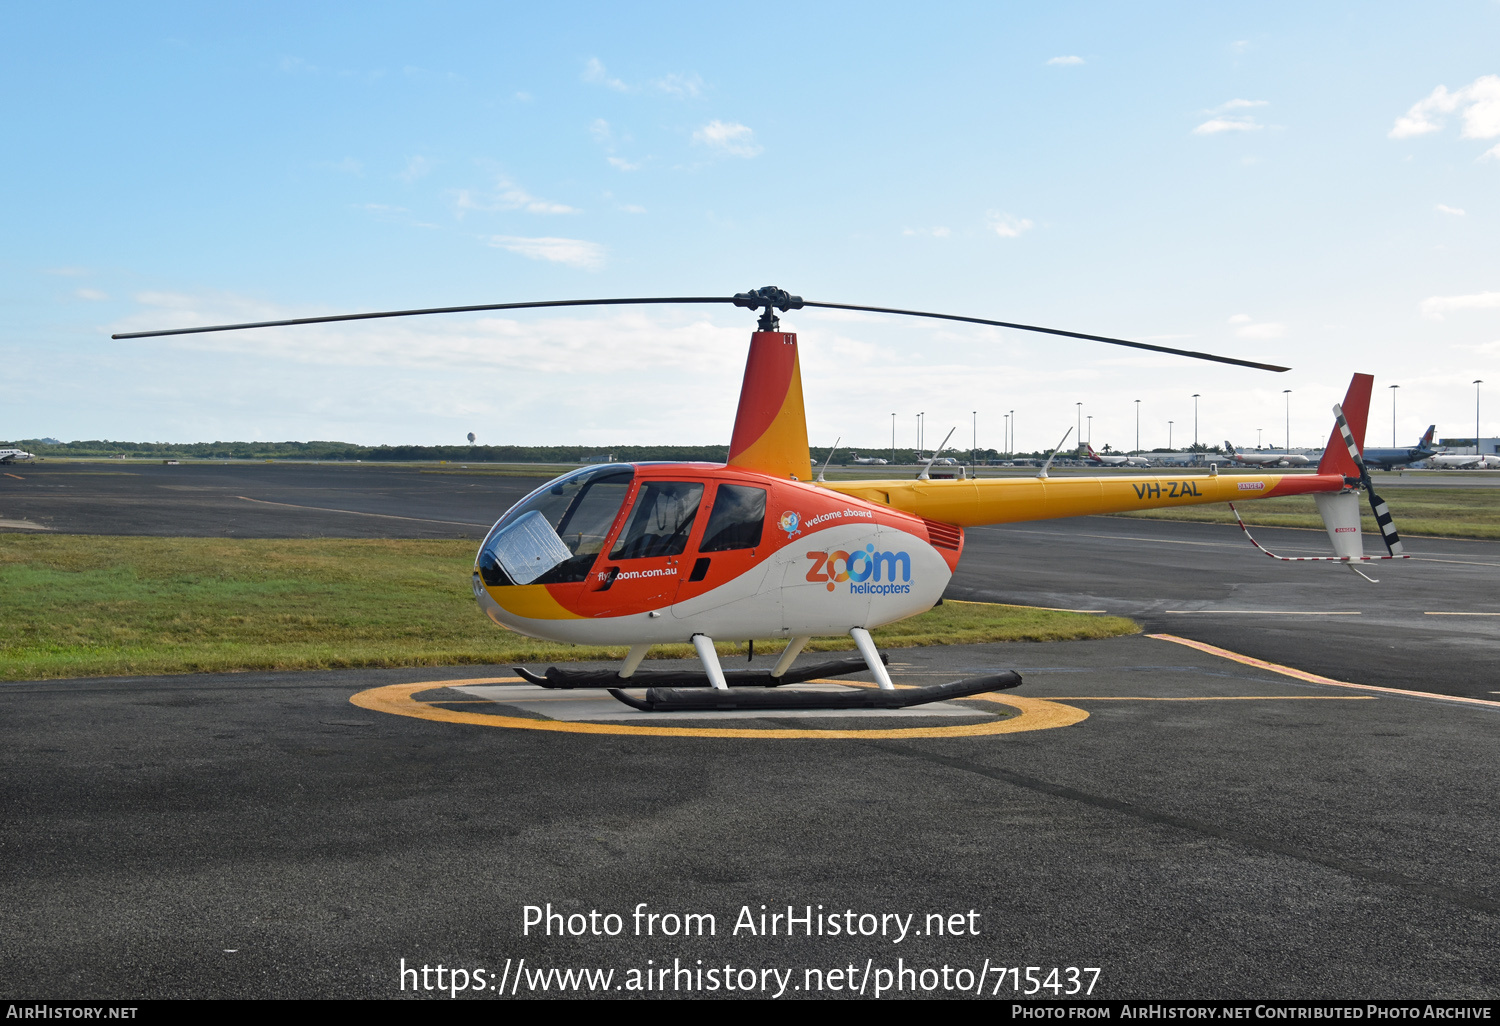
[1390,74,1500,140]
[591,119,643,170]
[1046,56,1084,66]
[1483,143,1500,162]
[583,58,628,92]
[485,236,605,269]
[1194,118,1262,134]
[1230,40,1252,53]
[397,156,434,183]
[453,179,579,216]
[1195,99,1269,134]
[75,288,108,301]
[655,72,703,98]
[583,59,702,99]
[1420,290,1500,319]
[692,120,762,158]
[1437,204,1467,215]
[1236,322,1286,339]
[985,212,1033,238]
[902,226,951,237]
[319,157,363,175]
[1228,313,1285,338]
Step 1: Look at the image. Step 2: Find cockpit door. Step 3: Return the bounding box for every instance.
[575,480,706,615]
[671,481,769,615]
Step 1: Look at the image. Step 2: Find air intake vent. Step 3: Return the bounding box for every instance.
[922,518,963,551]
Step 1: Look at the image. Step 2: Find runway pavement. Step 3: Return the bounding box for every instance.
[4,639,1497,999]
[0,461,545,537]
[3,461,1498,999]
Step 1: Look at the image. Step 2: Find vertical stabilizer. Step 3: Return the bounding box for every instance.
[727,331,812,482]
[1317,373,1374,476]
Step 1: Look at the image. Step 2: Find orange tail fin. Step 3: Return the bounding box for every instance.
[1318,373,1373,475]
[727,331,812,481]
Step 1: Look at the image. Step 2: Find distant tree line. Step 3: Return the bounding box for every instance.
[3,439,733,462]
[6,439,1227,463]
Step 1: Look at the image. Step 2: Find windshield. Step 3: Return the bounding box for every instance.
[477,465,635,586]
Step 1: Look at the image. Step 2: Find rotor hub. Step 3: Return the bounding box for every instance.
[733,286,804,331]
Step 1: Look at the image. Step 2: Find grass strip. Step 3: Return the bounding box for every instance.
[1110,488,1500,540]
[0,536,1137,682]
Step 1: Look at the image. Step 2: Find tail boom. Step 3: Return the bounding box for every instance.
[824,471,1345,528]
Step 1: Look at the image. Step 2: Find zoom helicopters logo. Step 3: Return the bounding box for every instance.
[805,545,913,594]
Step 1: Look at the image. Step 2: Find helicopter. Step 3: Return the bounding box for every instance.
[116,286,1405,713]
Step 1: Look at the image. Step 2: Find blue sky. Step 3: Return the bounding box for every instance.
[3,2,1498,453]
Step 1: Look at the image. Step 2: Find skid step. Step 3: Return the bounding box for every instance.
[514,654,886,690]
[606,672,1022,713]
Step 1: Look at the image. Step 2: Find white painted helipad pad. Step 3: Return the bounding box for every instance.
[449,683,996,722]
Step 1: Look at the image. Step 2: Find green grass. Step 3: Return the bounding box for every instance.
[0,536,1137,682]
[1112,487,1500,539]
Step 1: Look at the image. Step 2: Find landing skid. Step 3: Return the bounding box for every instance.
[606,672,1022,713]
[513,654,885,690]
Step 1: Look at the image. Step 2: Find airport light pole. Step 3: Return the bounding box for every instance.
[972,410,977,465]
[1192,394,1200,447]
[1086,415,1092,446]
[1010,409,1015,455]
[891,413,896,465]
[1076,403,1082,452]
[1134,399,1141,455]
[1257,427,1262,449]
[1389,384,1399,447]
[1169,420,1174,451]
[1283,390,1292,455]
[1002,414,1009,457]
[1476,381,1484,455]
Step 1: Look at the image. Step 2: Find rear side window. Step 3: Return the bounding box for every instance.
[699,484,766,552]
[609,481,705,559]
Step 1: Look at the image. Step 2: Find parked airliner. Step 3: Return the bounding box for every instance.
[1225,441,1310,467]
[1083,444,1151,468]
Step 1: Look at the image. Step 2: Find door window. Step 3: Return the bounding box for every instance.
[609,481,705,559]
[699,484,766,552]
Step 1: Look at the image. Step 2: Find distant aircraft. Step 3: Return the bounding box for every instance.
[1083,444,1151,468]
[849,453,889,465]
[1225,441,1310,467]
[0,448,34,463]
[1362,426,1437,471]
[1427,451,1500,469]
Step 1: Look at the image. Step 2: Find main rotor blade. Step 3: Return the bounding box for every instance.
[112,291,1289,371]
[110,297,738,339]
[801,301,1290,372]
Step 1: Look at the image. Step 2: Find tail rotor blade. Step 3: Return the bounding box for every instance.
[1332,403,1404,556]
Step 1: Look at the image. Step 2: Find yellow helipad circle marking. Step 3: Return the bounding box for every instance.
[349,677,1088,739]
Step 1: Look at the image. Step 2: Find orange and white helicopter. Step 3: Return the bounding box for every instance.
[118,286,1405,713]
